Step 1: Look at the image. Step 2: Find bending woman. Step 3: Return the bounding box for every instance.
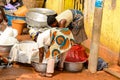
[30,27,75,77]
[47,9,88,44]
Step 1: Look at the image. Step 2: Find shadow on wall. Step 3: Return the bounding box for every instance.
[74,0,84,11]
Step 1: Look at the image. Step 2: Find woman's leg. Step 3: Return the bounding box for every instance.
[46,58,55,77]
[58,52,67,70]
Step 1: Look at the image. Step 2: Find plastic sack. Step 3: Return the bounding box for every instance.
[97,57,108,71]
[65,44,88,62]
[14,6,28,17]
[5,4,17,10]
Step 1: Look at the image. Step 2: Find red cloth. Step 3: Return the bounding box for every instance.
[65,44,88,62]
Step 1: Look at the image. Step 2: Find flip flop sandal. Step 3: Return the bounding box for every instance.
[39,73,53,78]
[45,73,53,78]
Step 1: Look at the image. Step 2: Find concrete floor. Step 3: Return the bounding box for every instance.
[0,63,120,80]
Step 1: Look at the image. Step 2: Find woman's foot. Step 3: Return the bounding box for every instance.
[55,65,63,71]
[39,73,53,78]
[56,66,63,71]
[58,67,63,71]
[57,61,64,71]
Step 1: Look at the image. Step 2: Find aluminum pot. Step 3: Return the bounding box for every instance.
[64,62,83,72]
[26,12,48,28]
[0,44,13,53]
[28,8,56,16]
[0,44,13,57]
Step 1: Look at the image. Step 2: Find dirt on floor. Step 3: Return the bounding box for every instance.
[0,62,120,80]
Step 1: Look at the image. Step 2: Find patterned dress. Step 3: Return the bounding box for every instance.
[36,28,74,61]
[69,9,88,43]
[45,28,74,59]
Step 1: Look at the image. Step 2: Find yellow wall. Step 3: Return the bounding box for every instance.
[85,0,120,53]
[101,0,120,53]
[46,0,74,14]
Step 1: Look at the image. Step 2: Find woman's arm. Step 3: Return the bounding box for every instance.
[39,47,44,63]
[58,19,66,28]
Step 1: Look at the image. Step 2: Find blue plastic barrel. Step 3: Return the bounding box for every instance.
[5,14,26,26]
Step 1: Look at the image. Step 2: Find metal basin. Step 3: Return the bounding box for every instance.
[36,63,47,73]
[28,8,56,16]
[26,12,48,27]
[31,62,47,73]
[64,62,83,72]
[0,44,13,53]
[0,44,13,57]
[26,8,57,28]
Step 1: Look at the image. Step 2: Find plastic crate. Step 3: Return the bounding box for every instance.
[5,14,26,26]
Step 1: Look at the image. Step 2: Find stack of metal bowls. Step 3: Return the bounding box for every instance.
[26,8,57,28]
[26,12,47,28]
